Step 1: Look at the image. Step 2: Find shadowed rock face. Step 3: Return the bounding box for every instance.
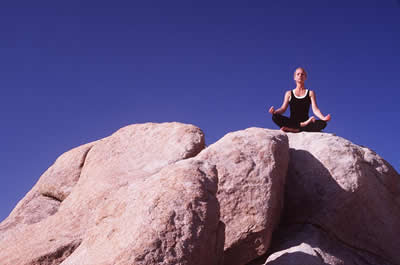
[1,125,399,265]
[261,132,400,265]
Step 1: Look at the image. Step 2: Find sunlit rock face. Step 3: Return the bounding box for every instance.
[0,122,222,265]
[1,124,399,265]
[196,128,289,265]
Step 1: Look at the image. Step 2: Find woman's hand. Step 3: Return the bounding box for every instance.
[269,106,275,114]
[323,114,331,122]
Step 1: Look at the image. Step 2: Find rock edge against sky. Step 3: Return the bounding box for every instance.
[0,122,399,265]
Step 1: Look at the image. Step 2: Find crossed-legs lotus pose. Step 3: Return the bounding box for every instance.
[269,67,331,133]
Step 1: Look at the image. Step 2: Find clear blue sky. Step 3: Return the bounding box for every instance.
[1,0,399,221]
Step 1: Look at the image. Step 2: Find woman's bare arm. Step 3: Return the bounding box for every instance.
[310,90,331,121]
[269,91,291,115]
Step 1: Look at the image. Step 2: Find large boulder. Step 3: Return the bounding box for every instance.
[61,159,224,265]
[264,132,400,265]
[197,128,289,265]
[0,122,224,265]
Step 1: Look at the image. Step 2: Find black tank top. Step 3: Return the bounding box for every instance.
[289,89,311,123]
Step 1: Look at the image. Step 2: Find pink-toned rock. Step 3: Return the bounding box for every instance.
[0,122,219,265]
[197,128,289,265]
[264,132,400,265]
[0,141,96,235]
[7,124,399,265]
[61,159,224,265]
[60,122,205,226]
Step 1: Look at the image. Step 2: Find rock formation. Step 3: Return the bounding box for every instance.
[259,132,400,265]
[0,123,220,265]
[0,123,399,265]
[196,128,288,265]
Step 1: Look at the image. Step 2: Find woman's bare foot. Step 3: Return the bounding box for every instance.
[281,126,300,133]
[300,116,316,127]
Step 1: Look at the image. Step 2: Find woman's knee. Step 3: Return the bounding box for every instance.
[272,114,280,123]
[313,120,327,132]
[320,120,327,130]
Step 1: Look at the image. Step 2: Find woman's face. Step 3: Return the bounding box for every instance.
[294,68,307,83]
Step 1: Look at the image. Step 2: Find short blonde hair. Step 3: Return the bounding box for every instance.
[294,67,308,79]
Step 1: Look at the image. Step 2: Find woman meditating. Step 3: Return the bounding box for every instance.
[269,67,331,132]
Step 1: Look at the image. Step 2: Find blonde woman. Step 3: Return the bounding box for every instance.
[269,67,331,132]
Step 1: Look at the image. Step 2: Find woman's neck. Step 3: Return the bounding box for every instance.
[295,83,306,91]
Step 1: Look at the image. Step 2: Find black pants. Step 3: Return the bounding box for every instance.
[272,114,327,132]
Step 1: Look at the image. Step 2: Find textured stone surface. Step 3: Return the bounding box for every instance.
[61,159,224,265]
[0,141,96,236]
[0,122,215,265]
[264,132,400,265]
[3,126,400,265]
[197,128,289,265]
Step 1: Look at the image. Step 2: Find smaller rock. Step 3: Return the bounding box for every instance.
[197,128,289,265]
[264,224,392,265]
